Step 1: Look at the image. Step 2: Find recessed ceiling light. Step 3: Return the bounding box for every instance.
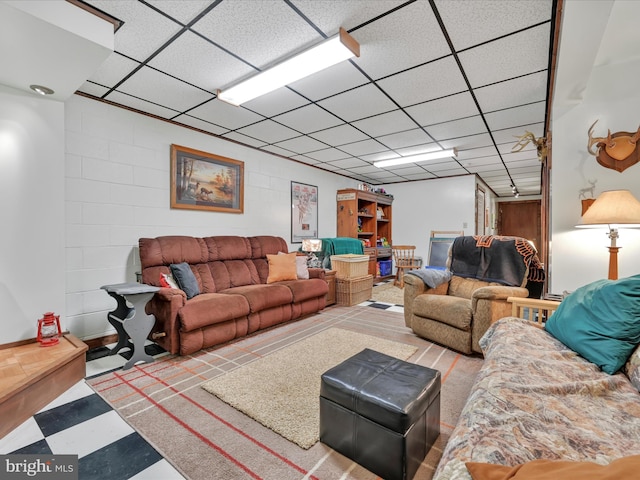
[30,85,55,96]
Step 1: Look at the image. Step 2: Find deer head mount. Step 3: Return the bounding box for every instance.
[512,131,548,162]
[587,120,640,172]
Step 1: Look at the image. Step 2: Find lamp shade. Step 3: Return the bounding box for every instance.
[302,239,322,252]
[576,190,640,228]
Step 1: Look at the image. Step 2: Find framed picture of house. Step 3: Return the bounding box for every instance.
[170,144,244,213]
[291,181,318,243]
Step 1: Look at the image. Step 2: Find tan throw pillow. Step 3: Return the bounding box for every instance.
[466,455,640,480]
[277,251,309,279]
[267,252,298,283]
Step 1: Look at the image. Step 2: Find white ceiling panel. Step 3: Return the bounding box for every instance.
[459,24,551,88]
[309,124,369,146]
[55,0,556,197]
[436,0,554,51]
[318,83,397,122]
[351,110,418,138]
[237,120,299,144]
[273,104,342,133]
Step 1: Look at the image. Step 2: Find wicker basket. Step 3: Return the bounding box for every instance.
[330,254,369,279]
[336,275,373,306]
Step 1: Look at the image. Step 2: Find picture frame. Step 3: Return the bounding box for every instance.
[476,185,485,235]
[170,144,244,213]
[291,181,318,243]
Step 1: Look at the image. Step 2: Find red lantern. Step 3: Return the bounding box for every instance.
[37,312,61,346]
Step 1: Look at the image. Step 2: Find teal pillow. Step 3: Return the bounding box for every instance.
[545,275,640,374]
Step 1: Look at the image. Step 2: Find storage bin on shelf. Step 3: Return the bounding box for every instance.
[378,259,392,277]
[330,254,369,279]
[336,275,374,306]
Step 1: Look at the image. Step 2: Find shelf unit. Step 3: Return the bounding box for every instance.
[336,188,393,278]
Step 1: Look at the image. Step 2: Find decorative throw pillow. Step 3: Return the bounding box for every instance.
[466,455,640,480]
[159,272,179,289]
[169,262,200,299]
[544,275,640,374]
[267,252,297,283]
[624,344,640,392]
[296,255,310,279]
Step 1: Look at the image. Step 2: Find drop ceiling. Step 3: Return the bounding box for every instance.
[77,0,556,197]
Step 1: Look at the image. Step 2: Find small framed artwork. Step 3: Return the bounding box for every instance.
[291,181,318,243]
[170,144,244,213]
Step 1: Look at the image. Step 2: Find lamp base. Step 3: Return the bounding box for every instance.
[607,246,620,280]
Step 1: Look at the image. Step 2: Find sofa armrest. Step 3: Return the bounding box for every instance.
[471,286,529,353]
[308,268,326,280]
[403,274,449,327]
[145,287,187,354]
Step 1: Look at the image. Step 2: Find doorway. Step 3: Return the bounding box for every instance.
[496,200,542,249]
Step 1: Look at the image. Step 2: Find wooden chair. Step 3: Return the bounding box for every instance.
[392,245,420,288]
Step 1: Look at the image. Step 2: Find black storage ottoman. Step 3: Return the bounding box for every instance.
[319,348,441,480]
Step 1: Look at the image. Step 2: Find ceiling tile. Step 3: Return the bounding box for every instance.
[406,91,479,127]
[106,91,180,119]
[310,124,369,146]
[401,172,437,181]
[475,71,548,113]
[426,116,488,141]
[148,30,254,93]
[260,144,296,157]
[289,62,369,101]
[360,151,400,162]
[351,0,450,79]
[273,104,342,133]
[274,135,328,154]
[485,102,546,131]
[377,128,433,150]
[351,110,417,137]
[318,83,397,122]
[86,53,139,89]
[439,133,494,150]
[173,114,229,135]
[88,0,183,61]
[378,57,469,107]
[221,131,267,148]
[435,0,553,50]
[493,123,544,145]
[77,82,110,98]
[327,158,370,169]
[191,0,320,69]
[242,88,310,117]
[291,154,321,165]
[237,120,299,144]
[112,66,214,112]
[457,146,500,161]
[303,148,351,162]
[459,24,551,88]
[146,0,213,24]
[339,139,387,156]
[187,99,264,130]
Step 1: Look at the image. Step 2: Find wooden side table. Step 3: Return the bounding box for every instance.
[325,270,337,306]
[101,282,160,370]
[507,297,561,327]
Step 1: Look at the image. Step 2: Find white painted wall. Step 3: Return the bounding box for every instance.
[384,175,477,264]
[0,85,66,344]
[551,57,640,294]
[64,95,359,340]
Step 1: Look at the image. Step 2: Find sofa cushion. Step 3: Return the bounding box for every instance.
[279,278,328,302]
[413,294,472,330]
[449,276,497,299]
[466,455,640,480]
[178,293,251,332]
[266,252,297,283]
[545,275,640,374]
[170,262,200,299]
[221,284,293,312]
[624,344,640,392]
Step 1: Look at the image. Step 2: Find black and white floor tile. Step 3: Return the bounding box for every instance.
[1,300,403,479]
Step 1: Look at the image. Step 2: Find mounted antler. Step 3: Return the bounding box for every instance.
[587,119,640,172]
[587,120,609,156]
[512,131,547,161]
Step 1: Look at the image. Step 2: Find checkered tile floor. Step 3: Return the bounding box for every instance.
[0,299,402,479]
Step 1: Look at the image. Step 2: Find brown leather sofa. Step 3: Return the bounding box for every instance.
[139,235,328,355]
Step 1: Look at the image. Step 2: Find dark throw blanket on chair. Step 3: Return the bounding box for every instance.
[450,236,544,289]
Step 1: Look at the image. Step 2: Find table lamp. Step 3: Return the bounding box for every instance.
[576,189,640,279]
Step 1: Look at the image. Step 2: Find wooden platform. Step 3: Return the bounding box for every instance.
[0,334,88,439]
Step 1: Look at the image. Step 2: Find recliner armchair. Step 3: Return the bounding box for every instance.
[404,235,544,354]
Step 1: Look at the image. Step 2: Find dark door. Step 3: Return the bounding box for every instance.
[497,200,541,249]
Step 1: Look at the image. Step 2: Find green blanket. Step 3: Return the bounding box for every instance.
[320,237,364,268]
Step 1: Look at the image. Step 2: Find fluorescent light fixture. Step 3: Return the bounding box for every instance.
[217,28,359,106]
[374,148,458,168]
